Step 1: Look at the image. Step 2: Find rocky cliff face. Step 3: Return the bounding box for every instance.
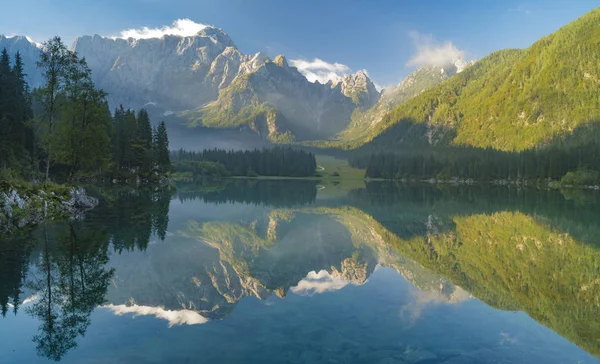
[331,70,380,109]
[72,27,269,113]
[0,35,43,88]
[335,59,474,142]
[1,28,393,143]
[189,54,362,141]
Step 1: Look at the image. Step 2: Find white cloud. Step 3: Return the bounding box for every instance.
[406,31,465,68]
[290,270,356,296]
[509,5,532,15]
[114,19,209,40]
[289,58,351,84]
[104,304,208,327]
[6,294,38,308]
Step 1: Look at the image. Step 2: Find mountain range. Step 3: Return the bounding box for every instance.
[0,26,465,144]
[1,29,384,142]
[1,7,599,151]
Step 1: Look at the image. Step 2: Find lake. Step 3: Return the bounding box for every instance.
[1,180,600,363]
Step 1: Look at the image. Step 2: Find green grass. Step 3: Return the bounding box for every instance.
[315,155,365,180]
[226,155,367,193]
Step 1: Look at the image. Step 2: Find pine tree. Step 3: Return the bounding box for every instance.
[0,48,14,172]
[111,105,126,169]
[154,121,170,174]
[136,109,153,176]
[122,109,137,170]
[12,51,35,174]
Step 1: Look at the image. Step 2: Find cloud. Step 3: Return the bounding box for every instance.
[509,5,532,15]
[104,304,208,327]
[114,19,209,40]
[290,270,356,296]
[6,294,38,308]
[289,58,351,83]
[406,31,465,68]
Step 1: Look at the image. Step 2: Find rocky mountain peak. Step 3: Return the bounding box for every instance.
[195,27,235,47]
[0,35,44,87]
[273,54,289,68]
[334,70,380,108]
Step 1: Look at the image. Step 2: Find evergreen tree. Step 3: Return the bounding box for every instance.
[136,109,153,175]
[122,109,137,170]
[0,48,14,172]
[154,121,170,174]
[12,52,35,174]
[111,105,126,169]
[0,49,33,175]
[171,147,316,178]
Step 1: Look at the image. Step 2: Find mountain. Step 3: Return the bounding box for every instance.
[330,60,473,145]
[331,70,380,108]
[337,7,600,151]
[72,27,270,113]
[0,35,43,88]
[1,28,382,143]
[185,55,368,141]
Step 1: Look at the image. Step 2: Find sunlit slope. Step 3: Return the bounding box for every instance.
[333,7,600,151]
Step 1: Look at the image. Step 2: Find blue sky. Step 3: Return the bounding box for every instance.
[2,0,598,86]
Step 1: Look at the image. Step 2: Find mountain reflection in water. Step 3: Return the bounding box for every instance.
[1,180,599,363]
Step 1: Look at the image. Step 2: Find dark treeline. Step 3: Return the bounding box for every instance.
[110,107,170,182]
[0,48,35,176]
[172,147,317,177]
[176,180,317,207]
[0,37,170,186]
[358,140,600,185]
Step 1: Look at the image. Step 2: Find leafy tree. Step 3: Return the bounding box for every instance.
[52,54,112,183]
[36,37,71,183]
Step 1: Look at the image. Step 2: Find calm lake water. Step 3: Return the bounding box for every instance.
[1,180,600,363]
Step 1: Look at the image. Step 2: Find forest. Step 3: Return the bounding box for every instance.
[172,147,317,178]
[331,8,600,152]
[357,137,600,185]
[0,37,170,186]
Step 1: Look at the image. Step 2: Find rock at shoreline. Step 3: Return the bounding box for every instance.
[0,186,99,233]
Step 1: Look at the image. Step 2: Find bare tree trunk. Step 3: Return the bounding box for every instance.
[68,160,77,185]
[45,112,53,184]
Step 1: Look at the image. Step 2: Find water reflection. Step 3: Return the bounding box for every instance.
[25,222,114,361]
[1,181,599,363]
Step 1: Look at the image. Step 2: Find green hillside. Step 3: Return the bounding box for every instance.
[332,8,600,151]
[333,63,466,145]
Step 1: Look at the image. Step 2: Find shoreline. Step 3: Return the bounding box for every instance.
[0,186,99,234]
